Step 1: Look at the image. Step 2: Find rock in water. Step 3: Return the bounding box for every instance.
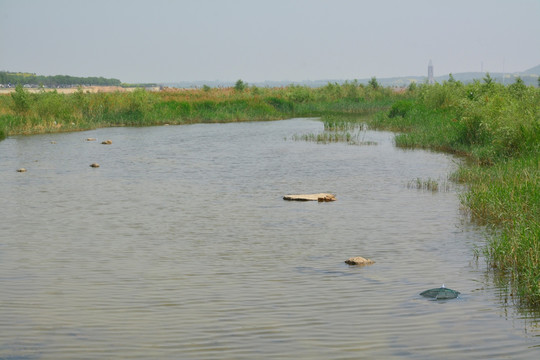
[90,163,100,168]
[16,168,27,172]
[101,139,112,145]
[283,193,336,202]
[420,285,460,299]
[345,256,374,266]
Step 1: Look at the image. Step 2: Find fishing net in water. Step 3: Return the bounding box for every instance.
[420,285,460,300]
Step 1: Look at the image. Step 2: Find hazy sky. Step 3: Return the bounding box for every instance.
[1,0,539,83]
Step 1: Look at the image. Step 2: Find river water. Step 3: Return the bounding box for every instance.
[1,118,538,359]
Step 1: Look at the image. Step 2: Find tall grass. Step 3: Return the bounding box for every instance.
[0,83,402,137]
[365,79,540,306]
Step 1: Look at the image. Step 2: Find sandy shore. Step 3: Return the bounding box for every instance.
[0,86,160,94]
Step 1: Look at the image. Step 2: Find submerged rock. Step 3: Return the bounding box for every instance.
[90,163,100,168]
[16,168,27,172]
[345,256,374,266]
[420,285,460,299]
[86,138,97,141]
[283,193,336,202]
[101,139,112,145]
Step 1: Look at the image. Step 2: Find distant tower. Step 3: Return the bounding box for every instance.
[428,60,435,84]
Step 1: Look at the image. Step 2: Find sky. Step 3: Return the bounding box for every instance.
[1,0,539,83]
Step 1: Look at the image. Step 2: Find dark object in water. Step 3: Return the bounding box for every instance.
[283,193,336,202]
[420,285,460,299]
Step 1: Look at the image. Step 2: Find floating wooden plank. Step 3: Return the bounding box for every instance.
[283,193,336,202]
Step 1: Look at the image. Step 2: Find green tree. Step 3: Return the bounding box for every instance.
[483,72,493,86]
[509,76,526,98]
[234,79,246,92]
[10,84,31,113]
[368,77,379,90]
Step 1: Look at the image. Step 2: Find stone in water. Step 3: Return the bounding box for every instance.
[345,256,374,266]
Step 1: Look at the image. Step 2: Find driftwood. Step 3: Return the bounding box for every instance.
[283,193,336,202]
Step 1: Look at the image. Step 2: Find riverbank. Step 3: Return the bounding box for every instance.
[362,79,539,306]
[0,83,397,140]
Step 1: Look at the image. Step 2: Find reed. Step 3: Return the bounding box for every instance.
[0,84,402,137]
[407,178,446,192]
[292,115,378,145]
[365,80,540,306]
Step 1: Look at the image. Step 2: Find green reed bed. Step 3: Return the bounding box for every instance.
[0,83,402,137]
[365,79,540,306]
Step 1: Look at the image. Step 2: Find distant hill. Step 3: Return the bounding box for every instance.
[521,64,540,75]
[165,63,540,88]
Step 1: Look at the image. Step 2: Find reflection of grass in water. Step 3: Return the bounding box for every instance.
[292,117,378,145]
[291,130,378,145]
[407,177,451,192]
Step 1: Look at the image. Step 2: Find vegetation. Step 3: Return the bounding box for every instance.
[364,77,539,306]
[292,115,377,145]
[0,71,121,87]
[407,177,450,192]
[0,82,398,136]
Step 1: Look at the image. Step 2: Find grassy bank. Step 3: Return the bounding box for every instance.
[0,82,398,136]
[364,78,540,306]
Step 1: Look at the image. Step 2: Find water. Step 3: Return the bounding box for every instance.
[1,118,538,359]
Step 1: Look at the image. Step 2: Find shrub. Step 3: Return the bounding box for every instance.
[10,85,31,114]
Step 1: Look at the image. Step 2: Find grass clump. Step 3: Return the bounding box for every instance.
[292,115,378,145]
[407,177,450,192]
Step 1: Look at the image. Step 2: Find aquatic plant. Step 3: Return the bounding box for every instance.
[292,117,378,145]
[364,80,540,306]
[407,178,445,192]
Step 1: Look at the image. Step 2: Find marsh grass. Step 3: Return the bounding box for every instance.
[407,177,451,192]
[0,84,401,138]
[292,116,378,145]
[364,80,540,306]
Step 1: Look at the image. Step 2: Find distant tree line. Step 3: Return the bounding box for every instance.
[0,71,121,87]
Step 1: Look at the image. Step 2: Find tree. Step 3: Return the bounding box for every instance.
[483,72,493,85]
[509,76,526,98]
[234,79,246,92]
[368,77,379,90]
[11,85,30,113]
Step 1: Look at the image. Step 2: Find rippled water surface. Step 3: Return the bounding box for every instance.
[1,119,538,359]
